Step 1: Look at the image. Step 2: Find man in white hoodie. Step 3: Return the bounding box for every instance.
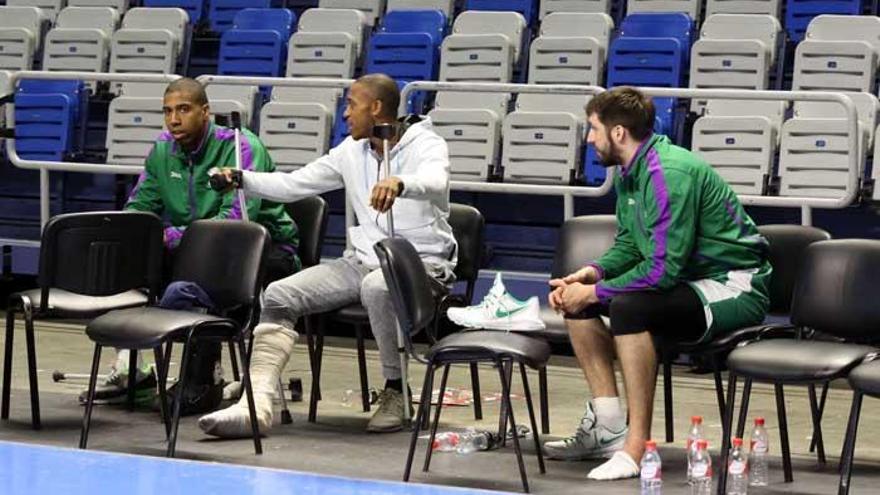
[198,73,457,437]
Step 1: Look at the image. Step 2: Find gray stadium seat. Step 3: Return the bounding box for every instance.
[439,11,526,83]
[429,91,510,181]
[7,0,66,23]
[540,0,613,17]
[627,0,702,23]
[287,8,367,79]
[0,70,12,149]
[206,84,260,131]
[692,99,787,195]
[68,0,128,12]
[0,6,50,71]
[106,95,165,166]
[690,14,781,112]
[319,0,386,27]
[779,92,878,199]
[793,15,880,94]
[42,7,119,89]
[260,87,337,172]
[874,123,880,201]
[109,7,189,93]
[529,12,613,86]
[704,0,781,17]
[502,93,589,184]
[386,0,454,17]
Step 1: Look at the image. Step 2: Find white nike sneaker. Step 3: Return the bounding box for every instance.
[543,401,628,461]
[447,273,545,331]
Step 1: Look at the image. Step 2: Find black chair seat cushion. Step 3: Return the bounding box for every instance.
[87,307,235,349]
[428,330,552,369]
[728,339,875,383]
[537,307,573,344]
[665,325,798,355]
[847,359,880,397]
[331,281,448,324]
[14,288,149,319]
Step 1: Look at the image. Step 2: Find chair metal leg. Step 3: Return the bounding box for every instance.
[538,366,549,435]
[238,337,263,455]
[354,324,370,412]
[2,307,15,420]
[519,362,545,474]
[716,372,738,495]
[469,362,482,420]
[167,334,193,458]
[79,344,103,449]
[23,307,41,429]
[808,383,826,465]
[404,361,435,483]
[277,377,292,424]
[153,346,170,438]
[810,381,829,453]
[776,383,794,483]
[736,378,752,439]
[711,356,726,424]
[304,316,320,401]
[127,348,137,411]
[497,359,529,493]
[423,363,450,473]
[662,353,673,443]
[838,391,863,495]
[228,341,240,382]
[308,326,325,423]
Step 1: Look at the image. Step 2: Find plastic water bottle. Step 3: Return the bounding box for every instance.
[640,439,662,495]
[456,428,498,454]
[727,437,749,495]
[691,439,712,495]
[432,432,461,452]
[687,415,705,484]
[749,417,769,487]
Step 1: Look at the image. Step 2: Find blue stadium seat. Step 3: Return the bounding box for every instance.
[209,0,284,34]
[14,80,87,161]
[380,9,447,48]
[465,0,538,27]
[218,8,296,81]
[143,0,207,26]
[785,0,863,42]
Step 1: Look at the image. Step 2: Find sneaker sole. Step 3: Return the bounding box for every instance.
[366,423,404,433]
[544,437,627,461]
[448,316,546,332]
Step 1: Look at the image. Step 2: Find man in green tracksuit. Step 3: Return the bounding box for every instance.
[90,78,299,410]
[545,87,771,481]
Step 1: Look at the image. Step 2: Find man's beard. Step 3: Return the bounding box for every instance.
[596,144,622,168]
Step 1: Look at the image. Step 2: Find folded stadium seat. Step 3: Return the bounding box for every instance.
[874,124,880,201]
[68,0,129,12]
[539,0,614,17]
[205,84,261,132]
[287,8,368,79]
[259,86,341,172]
[142,0,206,27]
[14,79,88,162]
[704,0,782,17]
[7,0,65,23]
[689,14,782,113]
[784,0,862,43]
[0,71,12,153]
[529,12,613,87]
[104,83,166,165]
[209,0,284,34]
[692,99,788,195]
[319,0,387,28]
[109,7,190,93]
[217,7,296,97]
[796,14,880,93]
[778,92,878,199]
[465,0,538,27]
[386,0,455,18]
[42,7,120,93]
[440,10,526,84]
[365,9,447,112]
[627,0,702,23]
[0,6,50,71]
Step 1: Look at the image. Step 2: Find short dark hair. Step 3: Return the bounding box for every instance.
[355,73,400,119]
[585,87,655,141]
[164,78,208,106]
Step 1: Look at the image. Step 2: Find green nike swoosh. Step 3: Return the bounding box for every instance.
[495,305,529,318]
[597,431,627,446]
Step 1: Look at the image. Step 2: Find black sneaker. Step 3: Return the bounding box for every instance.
[155,379,226,417]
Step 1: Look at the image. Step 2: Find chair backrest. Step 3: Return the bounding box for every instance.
[38,211,164,310]
[284,195,329,268]
[551,215,617,278]
[757,224,831,315]
[374,237,438,336]
[791,239,880,342]
[448,203,485,302]
[172,220,270,311]
[142,0,205,25]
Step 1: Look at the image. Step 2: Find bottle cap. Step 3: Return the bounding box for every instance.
[755,417,765,426]
[733,437,743,447]
[697,439,709,449]
[645,440,657,449]
[691,415,703,424]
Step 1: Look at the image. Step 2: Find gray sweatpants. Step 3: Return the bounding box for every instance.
[260,253,448,380]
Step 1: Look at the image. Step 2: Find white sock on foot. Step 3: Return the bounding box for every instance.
[587,451,640,480]
[592,397,626,430]
[198,323,296,438]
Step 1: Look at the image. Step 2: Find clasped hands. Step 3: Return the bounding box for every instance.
[548,265,601,315]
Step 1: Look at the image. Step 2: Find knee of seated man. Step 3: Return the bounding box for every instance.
[359,270,390,300]
[608,292,659,334]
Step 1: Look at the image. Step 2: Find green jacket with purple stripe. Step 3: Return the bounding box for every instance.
[594,134,771,309]
[125,122,298,255]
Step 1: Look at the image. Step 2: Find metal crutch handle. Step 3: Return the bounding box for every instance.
[230,111,249,223]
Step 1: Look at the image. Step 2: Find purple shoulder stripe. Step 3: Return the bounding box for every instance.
[214,127,235,141]
[158,130,174,142]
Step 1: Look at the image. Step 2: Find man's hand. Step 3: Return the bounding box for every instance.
[558,282,599,315]
[208,167,241,193]
[547,265,600,311]
[370,176,403,213]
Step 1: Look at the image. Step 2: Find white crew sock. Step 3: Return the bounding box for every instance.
[198,323,296,438]
[591,397,626,430]
[587,451,640,480]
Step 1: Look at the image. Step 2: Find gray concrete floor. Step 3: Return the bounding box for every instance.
[2,316,880,494]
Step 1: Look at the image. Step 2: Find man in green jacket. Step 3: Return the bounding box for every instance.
[90,78,299,409]
[545,87,771,481]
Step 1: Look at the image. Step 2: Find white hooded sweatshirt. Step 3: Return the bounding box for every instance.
[241,116,457,272]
